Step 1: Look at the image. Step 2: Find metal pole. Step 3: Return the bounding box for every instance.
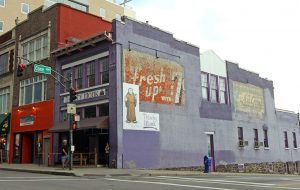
[69,113,73,170]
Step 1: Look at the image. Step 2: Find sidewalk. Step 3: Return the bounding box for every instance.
[0,164,204,177]
[0,164,295,177]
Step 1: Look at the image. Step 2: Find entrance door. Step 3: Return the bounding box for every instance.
[206,133,215,172]
[43,137,50,166]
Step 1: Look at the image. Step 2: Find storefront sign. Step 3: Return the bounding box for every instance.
[20,116,35,126]
[63,88,106,103]
[233,81,265,117]
[123,83,160,131]
[0,113,10,134]
[123,49,185,106]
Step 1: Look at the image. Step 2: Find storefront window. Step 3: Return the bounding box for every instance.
[0,87,9,114]
[35,132,43,161]
[84,106,96,118]
[99,103,109,116]
[13,134,21,163]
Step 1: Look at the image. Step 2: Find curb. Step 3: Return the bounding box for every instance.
[0,168,76,176]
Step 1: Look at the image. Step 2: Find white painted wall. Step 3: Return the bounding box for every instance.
[200,50,227,77]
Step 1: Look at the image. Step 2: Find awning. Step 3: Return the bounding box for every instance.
[0,113,10,134]
[49,116,108,133]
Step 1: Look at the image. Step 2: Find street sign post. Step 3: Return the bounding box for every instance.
[67,104,76,114]
[34,64,51,74]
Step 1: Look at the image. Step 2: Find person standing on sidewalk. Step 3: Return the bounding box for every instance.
[61,140,69,169]
[203,155,209,173]
[105,143,110,167]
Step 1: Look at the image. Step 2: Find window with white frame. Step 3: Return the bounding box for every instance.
[99,57,109,85]
[0,87,10,114]
[115,14,121,21]
[87,62,95,87]
[219,77,227,104]
[21,3,30,14]
[0,0,5,7]
[74,65,83,90]
[210,75,218,103]
[19,75,47,106]
[22,33,49,65]
[0,52,9,75]
[100,8,106,18]
[0,21,3,32]
[201,72,209,101]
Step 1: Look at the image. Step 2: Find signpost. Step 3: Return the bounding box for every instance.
[34,64,51,74]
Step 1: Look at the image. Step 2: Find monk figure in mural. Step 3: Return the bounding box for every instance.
[125,88,137,123]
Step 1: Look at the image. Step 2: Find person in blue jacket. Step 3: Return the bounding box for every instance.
[204,155,210,173]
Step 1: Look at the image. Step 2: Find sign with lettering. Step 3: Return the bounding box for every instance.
[233,81,265,117]
[123,83,159,131]
[20,116,35,126]
[63,88,106,103]
[123,49,185,105]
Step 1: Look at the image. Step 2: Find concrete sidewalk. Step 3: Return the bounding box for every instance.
[0,164,204,177]
[0,164,295,177]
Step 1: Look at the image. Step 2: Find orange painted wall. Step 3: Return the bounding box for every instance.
[57,5,112,47]
[9,100,54,163]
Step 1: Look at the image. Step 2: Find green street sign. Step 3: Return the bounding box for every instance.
[34,64,51,74]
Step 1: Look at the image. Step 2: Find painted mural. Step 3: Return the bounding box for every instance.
[233,81,265,117]
[123,49,185,105]
[123,83,159,131]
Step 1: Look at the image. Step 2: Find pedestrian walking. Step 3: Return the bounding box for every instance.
[61,140,69,169]
[204,155,210,173]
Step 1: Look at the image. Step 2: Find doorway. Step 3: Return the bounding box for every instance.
[43,137,50,166]
[206,132,215,172]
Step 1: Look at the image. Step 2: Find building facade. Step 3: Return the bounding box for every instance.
[9,4,111,164]
[0,29,15,163]
[0,0,135,34]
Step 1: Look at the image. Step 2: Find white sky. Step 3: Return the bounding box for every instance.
[127,0,300,112]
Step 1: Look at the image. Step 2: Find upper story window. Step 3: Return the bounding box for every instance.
[115,14,121,21]
[210,75,218,103]
[74,65,83,90]
[19,75,47,106]
[0,21,3,32]
[201,72,228,104]
[219,77,227,104]
[293,132,297,149]
[63,69,72,92]
[100,8,106,18]
[21,3,30,14]
[284,131,289,148]
[0,53,9,75]
[99,57,109,85]
[263,129,269,148]
[87,62,95,87]
[0,87,10,114]
[238,127,243,141]
[22,33,49,65]
[0,0,5,7]
[201,73,209,101]
[254,129,259,148]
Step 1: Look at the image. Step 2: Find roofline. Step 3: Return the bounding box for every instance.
[51,32,112,57]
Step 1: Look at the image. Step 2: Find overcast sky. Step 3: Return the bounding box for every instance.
[127,0,300,112]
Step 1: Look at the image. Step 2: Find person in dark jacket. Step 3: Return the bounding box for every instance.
[204,155,209,173]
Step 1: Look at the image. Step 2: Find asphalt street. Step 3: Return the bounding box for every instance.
[0,170,300,190]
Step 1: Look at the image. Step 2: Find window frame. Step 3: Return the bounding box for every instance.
[263,129,269,148]
[0,52,9,75]
[0,0,5,7]
[21,31,49,65]
[21,3,30,14]
[284,131,289,148]
[86,62,96,87]
[0,21,4,32]
[99,57,109,85]
[210,74,219,103]
[0,87,10,114]
[219,77,227,104]
[238,127,244,141]
[201,72,209,101]
[19,75,47,106]
[99,8,106,18]
[293,132,297,149]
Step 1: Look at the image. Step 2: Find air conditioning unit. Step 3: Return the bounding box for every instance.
[238,140,244,147]
[259,142,264,147]
[244,141,249,146]
[254,141,259,148]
